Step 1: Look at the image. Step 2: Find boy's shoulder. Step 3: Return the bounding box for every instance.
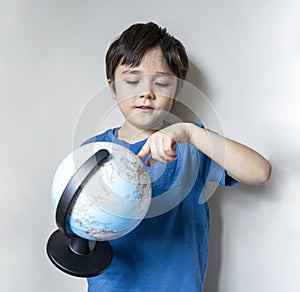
[81,128,114,146]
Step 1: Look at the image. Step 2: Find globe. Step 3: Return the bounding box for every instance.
[51,142,152,242]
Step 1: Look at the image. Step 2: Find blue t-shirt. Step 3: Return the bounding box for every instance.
[83,124,237,292]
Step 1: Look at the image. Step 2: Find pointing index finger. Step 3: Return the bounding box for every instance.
[137,140,150,160]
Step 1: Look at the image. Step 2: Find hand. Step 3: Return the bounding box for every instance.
[137,123,191,166]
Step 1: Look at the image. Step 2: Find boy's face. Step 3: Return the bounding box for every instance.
[109,47,177,131]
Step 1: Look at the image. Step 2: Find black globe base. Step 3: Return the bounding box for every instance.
[46,230,113,277]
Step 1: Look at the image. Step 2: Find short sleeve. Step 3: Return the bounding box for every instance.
[194,123,238,188]
[198,158,238,204]
[209,159,238,187]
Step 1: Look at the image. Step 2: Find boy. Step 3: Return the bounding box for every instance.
[84,22,271,291]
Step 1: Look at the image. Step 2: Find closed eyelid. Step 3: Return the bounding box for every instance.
[155,82,170,87]
[120,72,176,87]
[126,80,139,84]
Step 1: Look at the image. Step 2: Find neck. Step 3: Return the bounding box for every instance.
[117,122,163,144]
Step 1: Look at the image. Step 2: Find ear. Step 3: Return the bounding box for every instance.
[107,79,117,100]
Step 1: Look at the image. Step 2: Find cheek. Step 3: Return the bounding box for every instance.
[115,87,127,101]
[160,97,175,111]
[117,97,133,112]
[114,82,129,99]
[115,82,140,100]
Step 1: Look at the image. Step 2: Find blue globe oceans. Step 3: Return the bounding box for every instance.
[51,142,152,241]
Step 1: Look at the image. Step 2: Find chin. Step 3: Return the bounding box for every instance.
[130,113,169,130]
[131,120,164,131]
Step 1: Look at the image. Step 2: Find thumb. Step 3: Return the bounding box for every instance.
[137,140,151,160]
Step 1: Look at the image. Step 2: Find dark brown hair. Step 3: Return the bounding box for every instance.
[105,22,189,82]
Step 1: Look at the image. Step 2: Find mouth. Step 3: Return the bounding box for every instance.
[136,105,154,112]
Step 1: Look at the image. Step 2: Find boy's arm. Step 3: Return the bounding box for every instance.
[137,122,272,186]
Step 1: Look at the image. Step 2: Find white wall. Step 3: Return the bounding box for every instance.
[1,0,299,291]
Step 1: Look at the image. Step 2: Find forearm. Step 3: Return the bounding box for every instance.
[186,123,272,186]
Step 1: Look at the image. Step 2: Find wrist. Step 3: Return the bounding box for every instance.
[183,122,196,144]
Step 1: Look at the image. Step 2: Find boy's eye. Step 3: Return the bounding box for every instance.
[126,80,139,85]
[155,82,170,88]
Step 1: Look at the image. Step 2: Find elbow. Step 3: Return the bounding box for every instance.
[255,161,272,186]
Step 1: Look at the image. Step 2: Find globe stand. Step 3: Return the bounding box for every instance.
[46,149,113,277]
[47,230,112,277]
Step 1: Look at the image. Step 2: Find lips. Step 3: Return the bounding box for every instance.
[136,106,154,110]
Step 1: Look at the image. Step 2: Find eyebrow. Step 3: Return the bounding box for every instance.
[121,69,173,76]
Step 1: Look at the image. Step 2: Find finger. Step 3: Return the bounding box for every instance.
[147,148,177,166]
[163,138,177,156]
[146,155,155,167]
[137,140,151,160]
[144,138,163,166]
[164,148,178,157]
[146,134,175,164]
[146,152,177,167]
[150,135,172,163]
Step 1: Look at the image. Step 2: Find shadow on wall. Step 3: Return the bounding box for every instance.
[185,61,210,97]
[169,61,211,125]
[171,60,223,292]
[204,189,224,292]
[180,60,274,292]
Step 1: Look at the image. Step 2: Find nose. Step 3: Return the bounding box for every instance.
[139,92,155,99]
[139,81,155,99]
